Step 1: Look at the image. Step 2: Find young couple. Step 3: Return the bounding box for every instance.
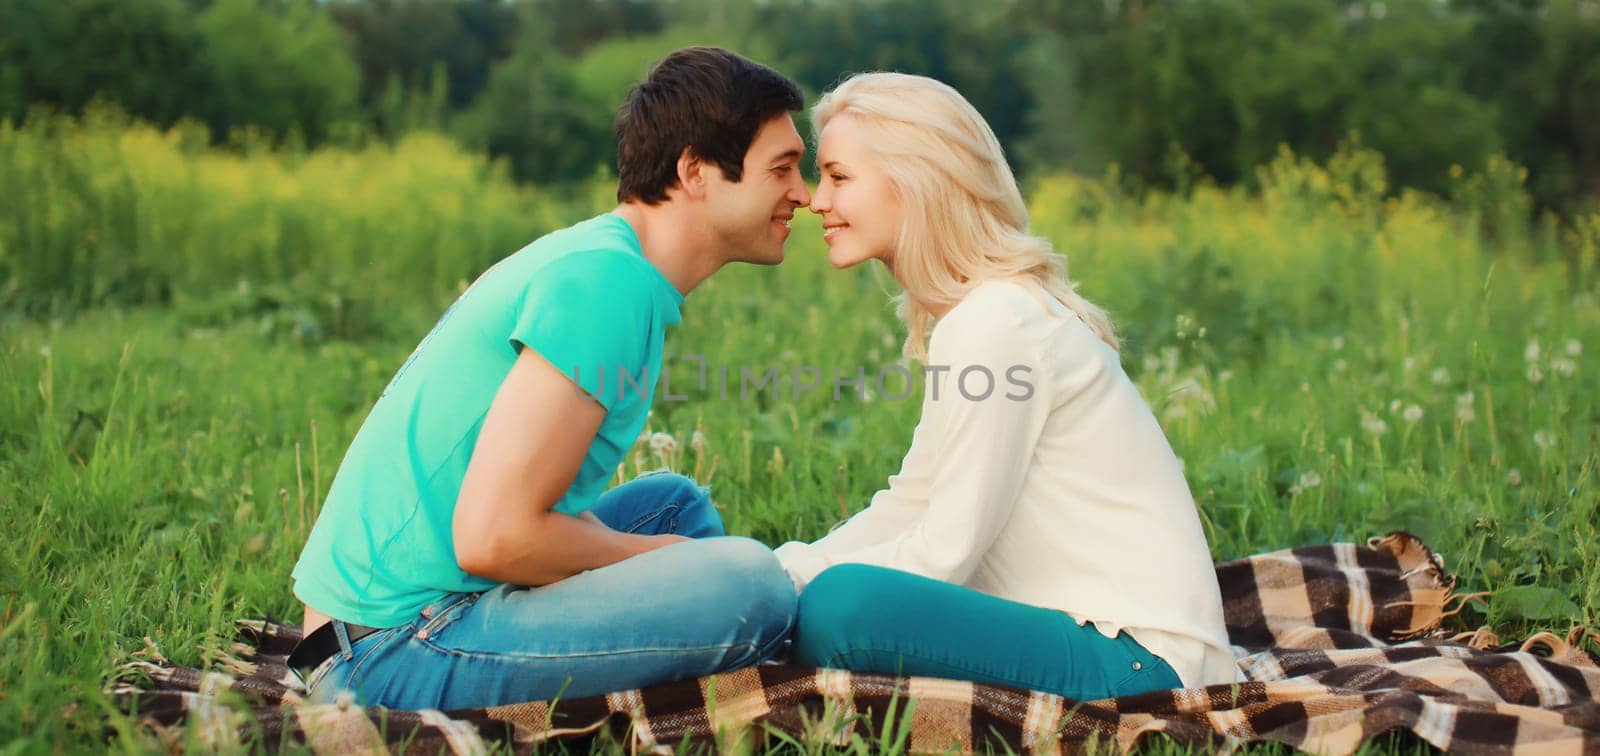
[288,47,1239,712]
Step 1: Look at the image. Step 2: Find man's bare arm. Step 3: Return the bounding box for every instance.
[452,348,684,586]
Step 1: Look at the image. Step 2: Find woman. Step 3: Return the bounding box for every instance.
[773,73,1240,699]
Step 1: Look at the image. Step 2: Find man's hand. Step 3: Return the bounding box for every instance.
[578,511,690,548]
[577,511,690,552]
[452,347,677,586]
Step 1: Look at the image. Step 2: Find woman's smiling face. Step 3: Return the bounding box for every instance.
[809,115,902,270]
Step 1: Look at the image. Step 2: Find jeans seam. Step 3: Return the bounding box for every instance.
[625,503,684,534]
[311,627,401,696]
[758,597,797,663]
[303,653,340,693]
[345,627,404,684]
[416,593,478,639]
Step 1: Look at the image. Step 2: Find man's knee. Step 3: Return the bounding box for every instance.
[619,470,723,536]
[701,537,795,614]
[631,470,708,504]
[674,537,795,661]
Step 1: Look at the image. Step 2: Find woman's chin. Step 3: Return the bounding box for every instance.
[828,248,869,269]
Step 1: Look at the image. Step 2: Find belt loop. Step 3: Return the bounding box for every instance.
[332,620,355,661]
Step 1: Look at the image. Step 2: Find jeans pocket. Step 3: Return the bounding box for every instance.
[307,627,397,703]
[303,653,342,697]
[1110,635,1175,697]
[414,592,479,644]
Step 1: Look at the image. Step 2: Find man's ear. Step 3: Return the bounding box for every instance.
[676,148,708,200]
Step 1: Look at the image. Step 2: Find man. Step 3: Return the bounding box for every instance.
[287,47,813,711]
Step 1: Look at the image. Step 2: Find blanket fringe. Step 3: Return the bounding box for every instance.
[1370,531,1460,640]
[1519,626,1600,669]
[1447,626,1501,649]
[132,636,168,666]
[200,638,259,678]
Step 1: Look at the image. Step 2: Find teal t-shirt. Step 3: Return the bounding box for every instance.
[291,212,684,628]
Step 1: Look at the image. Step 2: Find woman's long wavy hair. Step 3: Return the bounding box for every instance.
[812,72,1118,360]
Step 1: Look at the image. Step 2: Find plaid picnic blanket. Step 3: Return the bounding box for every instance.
[113,532,1600,754]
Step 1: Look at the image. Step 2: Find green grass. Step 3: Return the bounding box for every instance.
[0,118,1597,752]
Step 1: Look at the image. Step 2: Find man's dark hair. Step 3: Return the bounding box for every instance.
[615,47,804,204]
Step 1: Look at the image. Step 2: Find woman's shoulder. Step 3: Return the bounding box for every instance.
[929,281,1049,358]
[938,280,1071,339]
[935,279,1117,369]
[942,279,1037,323]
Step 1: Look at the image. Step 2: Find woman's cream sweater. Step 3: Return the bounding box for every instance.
[774,280,1241,690]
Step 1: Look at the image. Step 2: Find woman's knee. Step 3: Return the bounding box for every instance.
[793,564,891,665]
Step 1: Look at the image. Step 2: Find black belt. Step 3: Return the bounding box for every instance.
[288,620,384,679]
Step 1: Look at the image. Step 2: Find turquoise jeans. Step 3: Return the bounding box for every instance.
[303,472,797,710]
[792,564,1182,700]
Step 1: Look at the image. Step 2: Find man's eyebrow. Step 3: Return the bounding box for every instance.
[770,149,802,165]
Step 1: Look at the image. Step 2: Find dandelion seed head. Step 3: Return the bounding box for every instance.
[1524,340,1541,362]
[649,432,677,455]
[1552,358,1576,377]
[1431,367,1450,385]
[1403,404,1423,424]
[691,430,708,452]
[1506,468,1522,486]
[1527,365,1544,383]
[1532,430,1556,450]
[1333,359,1348,373]
[1361,412,1388,436]
[1455,405,1476,423]
[1565,339,1581,357]
[1330,336,1345,351]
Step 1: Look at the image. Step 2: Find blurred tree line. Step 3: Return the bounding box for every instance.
[1,0,1595,213]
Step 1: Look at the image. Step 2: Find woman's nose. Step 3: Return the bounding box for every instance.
[808,186,828,213]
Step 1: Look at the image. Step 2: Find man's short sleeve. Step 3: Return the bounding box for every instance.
[508,250,655,411]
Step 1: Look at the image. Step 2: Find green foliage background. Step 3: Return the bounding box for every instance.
[1,0,1597,212]
[1,0,1598,751]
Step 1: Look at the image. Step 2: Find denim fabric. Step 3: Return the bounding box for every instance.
[305,471,797,710]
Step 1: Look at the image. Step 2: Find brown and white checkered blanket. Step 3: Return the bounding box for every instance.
[113,533,1600,753]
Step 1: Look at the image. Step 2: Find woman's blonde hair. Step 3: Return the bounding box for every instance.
[812,72,1117,360]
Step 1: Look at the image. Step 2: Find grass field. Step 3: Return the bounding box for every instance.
[1,116,1596,752]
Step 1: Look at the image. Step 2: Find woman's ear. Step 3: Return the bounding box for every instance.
[676,148,707,200]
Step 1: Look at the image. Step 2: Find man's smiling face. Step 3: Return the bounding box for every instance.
[700,113,812,266]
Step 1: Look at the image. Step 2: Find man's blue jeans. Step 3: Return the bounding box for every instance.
[303,471,797,710]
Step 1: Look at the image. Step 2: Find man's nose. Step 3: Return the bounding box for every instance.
[792,179,813,207]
